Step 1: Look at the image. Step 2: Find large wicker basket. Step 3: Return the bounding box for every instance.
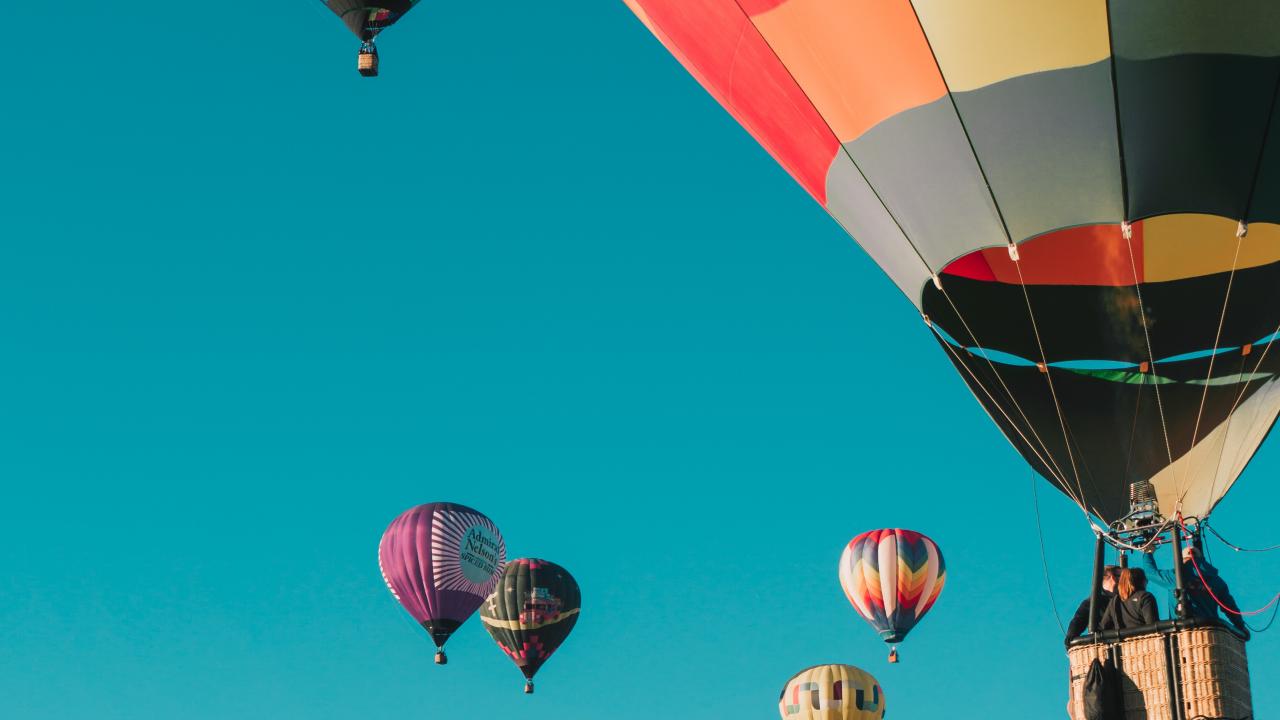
[1178,627,1252,719]
[1067,623,1250,719]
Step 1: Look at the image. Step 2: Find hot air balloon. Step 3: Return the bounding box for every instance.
[839,529,945,662]
[322,1,421,76]
[480,558,580,694]
[622,0,1280,539]
[778,664,886,720]
[378,502,506,664]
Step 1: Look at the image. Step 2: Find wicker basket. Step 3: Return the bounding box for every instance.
[1066,625,1251,720]
[1177,627,1251,719]
[358,51,379,77]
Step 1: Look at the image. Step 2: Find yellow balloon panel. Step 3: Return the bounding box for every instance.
[777,665,886,720]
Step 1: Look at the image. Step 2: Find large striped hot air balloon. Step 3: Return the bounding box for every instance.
[778,664,886,720]
[378,503,506,664]
[623,0,1280,532]
[839,529,945,662]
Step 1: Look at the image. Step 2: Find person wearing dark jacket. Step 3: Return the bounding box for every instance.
[1142,546,1250,638]
[1116,568,1160,629]
[1065,565,1120,645]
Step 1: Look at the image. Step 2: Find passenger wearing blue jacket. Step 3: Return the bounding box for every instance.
[1142,545,1250,639]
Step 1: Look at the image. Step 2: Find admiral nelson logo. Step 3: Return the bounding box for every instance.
[459,525,500,583]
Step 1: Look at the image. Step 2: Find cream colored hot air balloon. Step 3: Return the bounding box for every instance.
[778,664,885,720]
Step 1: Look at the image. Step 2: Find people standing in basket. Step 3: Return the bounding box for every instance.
[1115,568,1159,629]
[1143,545,1250,637]
[1064,565,1121,645]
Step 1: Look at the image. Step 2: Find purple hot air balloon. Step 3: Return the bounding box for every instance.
[379,502,506,664]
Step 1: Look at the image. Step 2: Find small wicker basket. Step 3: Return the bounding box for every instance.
[358,51,379,77]
[1066,624,1250,720]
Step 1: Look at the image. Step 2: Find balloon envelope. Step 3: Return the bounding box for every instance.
[624,0,1280,523]
[839,529,945,646]
[778,664,886,720]
[323,0,420,41]
[378,502,506,650]
[480,558,581,685]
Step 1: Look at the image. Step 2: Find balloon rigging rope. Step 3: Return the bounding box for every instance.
[1206,353,1246,509]
[937,290,1079,503]
[1122,372,1146,483]
[1204,522,1280,554]
[1010,259,1094,516]
[1246,600,1280,634]
[1030,467,1067,634]
[1177,231,1244,507]
[1202,524,1280,634]
[1123,229,1175,468]
[932,329,1078,502]
[1180,519,1280,618]
[1201,312,1280,512]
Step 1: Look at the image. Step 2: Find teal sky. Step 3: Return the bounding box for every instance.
[5,2,1279,718]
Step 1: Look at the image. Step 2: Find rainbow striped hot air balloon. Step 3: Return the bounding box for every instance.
[838,529,945,662]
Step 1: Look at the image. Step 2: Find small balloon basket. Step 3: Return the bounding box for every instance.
[357,44,379,77]
[434,650,447,665]
[1066,619,1251,720]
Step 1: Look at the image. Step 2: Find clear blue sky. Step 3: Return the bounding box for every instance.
[4,2,1279,718]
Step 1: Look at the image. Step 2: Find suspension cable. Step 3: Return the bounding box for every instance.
[1029,467,1066,633]
[1206,314,1280,502]
[1009,257,1095,515]
[1181,518,1280,617]
[931,327,1075,495]
[1204,523,1280,553]
[1122,224,1175,466]
[1122,371,1146,483]
[938,289,1078,501]
[1207,352,1247,502]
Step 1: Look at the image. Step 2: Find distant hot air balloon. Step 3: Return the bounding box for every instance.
[480,558,580,694]
[378,502,506,664]
[322,1,421,76]
[623,1,1280,539]
[778,664,886,720]
[839,529,945,663]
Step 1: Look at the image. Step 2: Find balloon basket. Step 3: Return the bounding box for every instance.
[524,681,534,695]
[1066,620,1251,720]
[434,651,447,665]
[357,47,379,78]
[887,647,899,664]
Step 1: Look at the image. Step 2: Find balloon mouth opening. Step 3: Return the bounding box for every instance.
[879,631,903,643]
